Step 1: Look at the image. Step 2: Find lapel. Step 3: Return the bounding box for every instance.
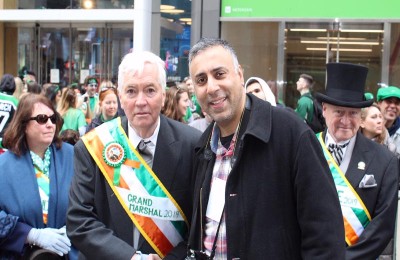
[344,132,375,189]
[152,116,180,190]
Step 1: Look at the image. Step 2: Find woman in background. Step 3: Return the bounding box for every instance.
[57,87,87,136]
[162,86,190,123]
[360,103,398,157]
[85,86,118,133]
[44,85,62,109]
[0,94,74,259]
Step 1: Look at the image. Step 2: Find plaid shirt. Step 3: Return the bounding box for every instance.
[204,125,238,259]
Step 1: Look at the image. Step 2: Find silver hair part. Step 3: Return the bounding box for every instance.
[118,51,166,92]
[188,38,240,75]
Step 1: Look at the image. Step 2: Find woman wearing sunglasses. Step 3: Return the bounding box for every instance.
[0,94,75,259]
[85,86,119,133]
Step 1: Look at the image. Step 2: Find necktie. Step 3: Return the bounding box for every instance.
[328,142,349,165]
[137,140,153,168]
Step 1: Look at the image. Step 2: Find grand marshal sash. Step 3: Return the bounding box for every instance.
[316,132,371,245]
[82,117,188,257]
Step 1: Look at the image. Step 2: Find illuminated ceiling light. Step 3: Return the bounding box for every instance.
[167,18,174,22]
[290,28,327,32]
[301,40,379,45]
[83,0,94,9]
[160,5,175,10]
[186,21,192,25]
[306,47,372,52]
[160,9,184,14]
[179,18,192,23]
[340,29,384,33]
[317,37,367,41]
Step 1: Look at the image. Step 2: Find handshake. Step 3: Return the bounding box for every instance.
[26,226,71,256]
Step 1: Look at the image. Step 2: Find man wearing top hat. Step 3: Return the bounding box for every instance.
[316,62,399,259]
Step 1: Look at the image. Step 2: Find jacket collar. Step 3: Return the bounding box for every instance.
[195,94,272,152]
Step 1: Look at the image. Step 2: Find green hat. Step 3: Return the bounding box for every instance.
[377,86,400,101]
[364,92,374,101]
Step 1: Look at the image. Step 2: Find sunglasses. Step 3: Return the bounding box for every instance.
[29,114,57,125]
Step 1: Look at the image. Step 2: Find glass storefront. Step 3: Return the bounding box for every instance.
[285,23,383,108]
[15,23,132,86]
[4,0,192,85]
[18,0,134,9]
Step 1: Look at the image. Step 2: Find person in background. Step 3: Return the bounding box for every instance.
[184,76,202,118]
[85,86,119,133]
[81,76,99,120]
[377,86,400,151]
[162,86,190,123]
[295,73,314,123]
[59,129,80,146]
[27,81,42,94]
[0,94,74,259]
[57,88,87,136]
[360,103,388,144]
[188,111,212,133]
[13,76,24,100]
[44,85,62,109]
[245,76,277,106]
[364,92,374,101]
[67,50,201,259]
[0,74,19,153]
[187,38,344,259]
[316,63,398,259]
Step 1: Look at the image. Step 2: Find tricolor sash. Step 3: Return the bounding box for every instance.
[317,132,371,245]
[82,118,188,257]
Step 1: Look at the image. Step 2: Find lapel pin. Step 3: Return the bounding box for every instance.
[358,161,366,170]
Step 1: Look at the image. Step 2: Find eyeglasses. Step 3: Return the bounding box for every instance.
[29,114,57,125]
[88,83,98,88]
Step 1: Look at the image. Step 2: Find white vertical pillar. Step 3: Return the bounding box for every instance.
[134,0,152,51]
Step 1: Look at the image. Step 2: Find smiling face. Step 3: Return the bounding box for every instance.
[378,97,400,126]
[323,103,361,142]
[119,62,165,138]
[189,45,245,135]
[25,102,56,155]
[360,105,384,139]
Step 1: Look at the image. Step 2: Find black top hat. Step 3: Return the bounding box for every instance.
[315,62,373,108]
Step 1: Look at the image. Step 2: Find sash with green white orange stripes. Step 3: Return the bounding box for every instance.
[82,117,188,258]
[316,132,371,246]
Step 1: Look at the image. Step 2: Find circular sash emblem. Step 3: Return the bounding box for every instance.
[103,142,127,167]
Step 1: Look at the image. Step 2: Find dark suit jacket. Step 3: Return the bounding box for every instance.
[67,116,201,259]
[325,131,399,260]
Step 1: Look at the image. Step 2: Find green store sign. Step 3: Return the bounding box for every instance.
[221,0,400,19]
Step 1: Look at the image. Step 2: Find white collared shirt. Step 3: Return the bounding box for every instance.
[128,116,160,158]
[325,131,356,173]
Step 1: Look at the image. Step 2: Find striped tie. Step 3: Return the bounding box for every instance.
[328,142,349,165]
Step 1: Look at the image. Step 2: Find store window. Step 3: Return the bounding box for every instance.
[285,22,383,108]
[16,23,132,86]
[160,0,192,82]
[390,24,400,87]
[17,0,134,9]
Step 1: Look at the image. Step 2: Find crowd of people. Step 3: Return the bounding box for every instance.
[0,37,399,260]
